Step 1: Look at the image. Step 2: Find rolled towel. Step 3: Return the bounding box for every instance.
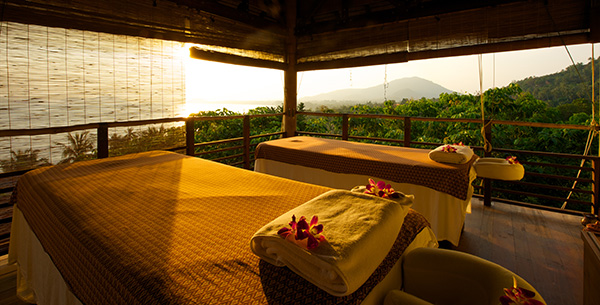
[428,144,474,164]
[250,189,412,296]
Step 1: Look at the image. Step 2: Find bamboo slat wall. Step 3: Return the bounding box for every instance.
[0,21,186,164]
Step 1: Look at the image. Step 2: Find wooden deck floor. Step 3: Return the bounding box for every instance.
[0,198,584,305]
[454,198,583,305]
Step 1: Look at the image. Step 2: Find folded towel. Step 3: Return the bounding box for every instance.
[428,144,474,164]
[350,185,414,207]
[250,189,412,296]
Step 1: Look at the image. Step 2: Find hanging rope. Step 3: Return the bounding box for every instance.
[562,128,596,209]
[562,44,598,210]
[478,54,492,153]
[349,69,352,88]
[383,64,389,101]
[593,45,597,127]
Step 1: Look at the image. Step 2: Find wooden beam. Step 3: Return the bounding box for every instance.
[296,32,591,72]
[297,51,408,71]
[591,0,600,42]
[282,0,297,137]
[189,47,287,70]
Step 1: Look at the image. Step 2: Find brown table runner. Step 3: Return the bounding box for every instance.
[255,136,476,200]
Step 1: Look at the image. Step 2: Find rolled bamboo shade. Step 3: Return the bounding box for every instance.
[0,22,186,130]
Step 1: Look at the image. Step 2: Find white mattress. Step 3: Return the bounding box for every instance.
[255,159,476,246]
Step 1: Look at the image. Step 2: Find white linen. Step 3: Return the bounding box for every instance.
[7,204,437,305]
[251,190,412,296]
[8,206,83,305]
[428,144,475,164]
[255,159,476,246]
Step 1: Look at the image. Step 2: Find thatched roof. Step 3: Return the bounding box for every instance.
[3,0,598,71]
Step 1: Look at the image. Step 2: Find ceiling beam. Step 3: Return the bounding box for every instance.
[189,47,287,70]
[297,52,408,71]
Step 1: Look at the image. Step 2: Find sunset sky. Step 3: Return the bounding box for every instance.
[183,43,599,106]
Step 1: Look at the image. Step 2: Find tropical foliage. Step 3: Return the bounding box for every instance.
[56,131,96,164]
[0,149,51,172]
[189,106,283,166]
[517,57,599,107]
[108,125,185,157]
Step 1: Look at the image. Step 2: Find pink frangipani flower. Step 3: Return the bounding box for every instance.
[277,215,325,250]
[364,178,401,199]
[441,144,457,153]
[499,277,545,305]
[506,156,520,164]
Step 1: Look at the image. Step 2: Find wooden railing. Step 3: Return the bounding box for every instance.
[297,111,600,216]
[1,111,599,255]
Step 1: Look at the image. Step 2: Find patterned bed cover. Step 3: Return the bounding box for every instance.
[10,151,430,305]
[255,136,477,200]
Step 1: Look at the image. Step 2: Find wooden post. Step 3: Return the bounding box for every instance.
[593,159,600,215]
[282,0,297,138]
[483,119,493,206]
[97,123,109,159]
[243,115,250,169]
[185,118,195,156]
[403,117,411,147]
[342,114,348,140]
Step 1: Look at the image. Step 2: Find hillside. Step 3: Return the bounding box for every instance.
[516,57,599,107]
[299,77,453,107]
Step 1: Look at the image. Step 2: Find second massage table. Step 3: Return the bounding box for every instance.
[255,136,477,246]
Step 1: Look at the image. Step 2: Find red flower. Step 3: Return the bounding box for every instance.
[364,178,401,199]
[441,144,457,153]
[499,278,545,305]
[277,215,325,250]
[506,156,520,164]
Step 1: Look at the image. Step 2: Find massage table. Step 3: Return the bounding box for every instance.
[8,150,437,305]
[254,136,477,246]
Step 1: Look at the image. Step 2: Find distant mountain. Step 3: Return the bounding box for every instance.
[299,77,454,105]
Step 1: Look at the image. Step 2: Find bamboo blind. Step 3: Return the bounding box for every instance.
[0,21,186,165]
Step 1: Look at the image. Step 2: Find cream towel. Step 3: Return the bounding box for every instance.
[428,144,474,164]
[473,157,524,181]
[350,185,414,207]
[250,190,412,296]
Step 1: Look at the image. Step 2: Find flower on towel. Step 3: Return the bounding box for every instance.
[441,144,457,153]
[453,141,465,146]
[499,277,545,305]
[364,178,401,199]
[506,156,520,164]
[277,215,325,250]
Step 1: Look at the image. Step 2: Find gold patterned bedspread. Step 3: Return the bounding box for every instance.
[12,151,430,305]
[255,136,477,200]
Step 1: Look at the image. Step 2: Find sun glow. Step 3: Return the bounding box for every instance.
[179,42,600,116]
[181,44,284,116]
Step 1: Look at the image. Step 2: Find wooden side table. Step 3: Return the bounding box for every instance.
[582,230,600,305]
